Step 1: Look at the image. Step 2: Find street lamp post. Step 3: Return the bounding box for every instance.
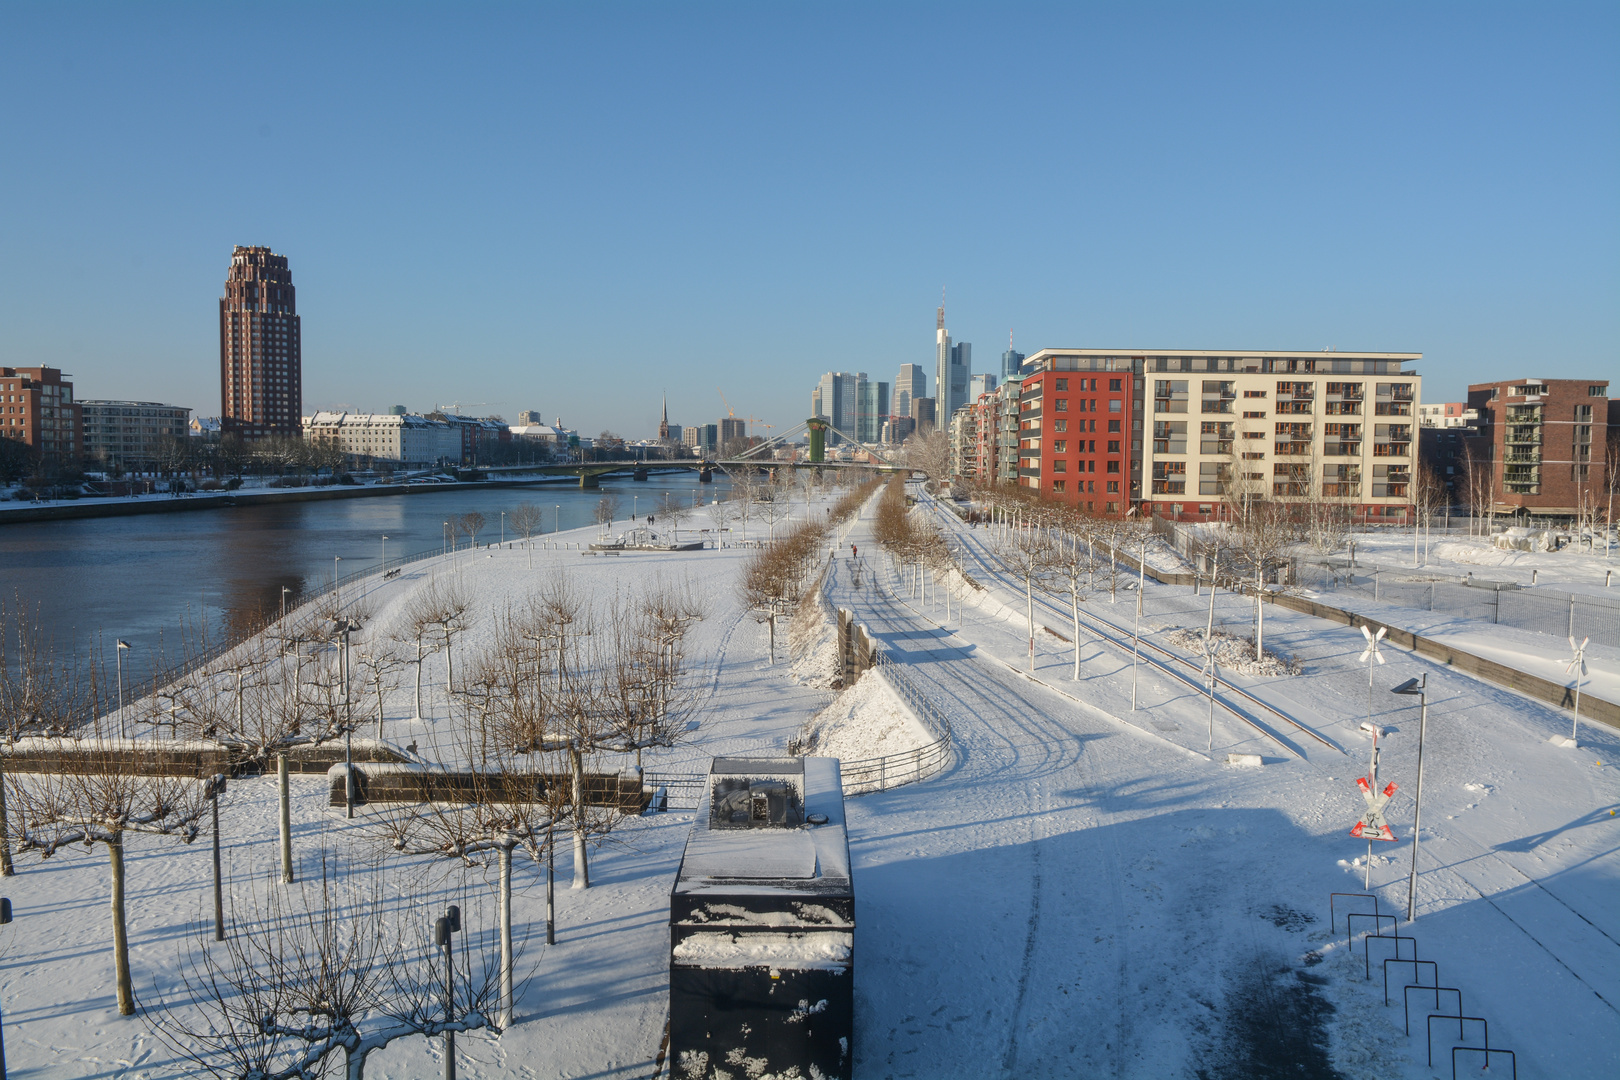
[115,639,131,734]
[333,618,361,818]
[0,896,12,1076]
[381,535,388,579]
[435,904,462,1080]
[332,556,342,611]
[499,512,505,546]
[281,585,291,621]
[1392,676,1427,921]
[555,504,561,537]
[206,774,228,940]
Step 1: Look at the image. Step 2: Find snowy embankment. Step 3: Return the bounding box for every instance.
[796,667,935,765]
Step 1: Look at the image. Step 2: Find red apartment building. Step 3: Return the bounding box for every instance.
[0,366,82,463]
[1016,353,1140,515]
[1465,377,1611,518]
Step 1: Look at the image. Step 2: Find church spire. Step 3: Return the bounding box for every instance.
[658,391,670,441]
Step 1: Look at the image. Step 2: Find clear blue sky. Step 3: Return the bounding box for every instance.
[1,2,1614,438]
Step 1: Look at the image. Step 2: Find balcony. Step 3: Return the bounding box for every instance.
[1390,387,1413,401]
[1372,442,1408,457]
[1504,451,1540,464]
[1322,483,1362,498]
[1151,480,1186,495]
[1505,427,1541,444]
[1323,442,1362,456]
[1155,400,1188,414]
[1274,441,1310,456]
[1152,440,1188,455]
[1198,481,1227,496]
[1199,440,1233,455]
[1374,402,1411,416]
[1272,482,1308,497]
[1200,401,1233,414]
[1278,401,1314,415]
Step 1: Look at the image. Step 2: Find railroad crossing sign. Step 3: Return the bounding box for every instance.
[1351,776,1399,841]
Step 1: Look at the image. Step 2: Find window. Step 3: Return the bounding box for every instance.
[1056,379,1068,391]
[1052,480,1066,492]
[1108,419,1121,432]
[1107,481,1120,493]
[1106,460,1120,473]
[1054,419,1067,432]
[1053,440,1066,452]
[1110,379,1122,392]
[1054,399,1068,411]
[1052,460,1067,473]
[1575,405,1593,422]
[1592,385,1609,397]
[1107,440,1120,453]
[1108,399,1122,412]
[1243,390,1266,398]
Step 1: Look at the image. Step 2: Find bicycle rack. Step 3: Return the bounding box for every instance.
[1330,892,1379,943]
[1347,912,1398,961]
[1404,984,1462,1036]
[1453,1046,1515,1079]
[1428,1014,1489,1068]
[1383,957,1437,1005]
[1364,933,1417,981]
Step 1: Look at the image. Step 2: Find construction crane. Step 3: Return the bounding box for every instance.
[717,389,735,419]
[434,402,491,416]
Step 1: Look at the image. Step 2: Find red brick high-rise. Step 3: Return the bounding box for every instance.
[220,245,301,439]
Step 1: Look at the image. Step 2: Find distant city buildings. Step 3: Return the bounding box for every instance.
[911,396,936,433]
[894,363,926,420]
[220,245,302,440]
[1001,338,1026,381]
[1417,402,1477,428]
[81,400,191,471]
[0,366,81,463]
[935,303,970,421]
[969,373,998,400]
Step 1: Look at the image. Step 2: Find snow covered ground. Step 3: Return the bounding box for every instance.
[3,486,1617,1078]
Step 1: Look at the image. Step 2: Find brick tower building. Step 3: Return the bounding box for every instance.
[220,245,302,439]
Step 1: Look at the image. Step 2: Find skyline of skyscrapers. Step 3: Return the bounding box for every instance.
[219,245,302,440]
[935,303,971,423]
[894,363,926,419]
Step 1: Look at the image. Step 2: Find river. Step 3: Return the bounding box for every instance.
[1,477,731,670]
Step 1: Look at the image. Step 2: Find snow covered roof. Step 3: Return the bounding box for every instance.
[673,756,850,897]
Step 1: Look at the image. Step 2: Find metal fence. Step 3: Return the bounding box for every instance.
[1294,559,1620,646]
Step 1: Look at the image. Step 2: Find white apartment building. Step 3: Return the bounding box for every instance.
[81,400,192,471]
[1138,350,1421,522]
[302,412,460,468]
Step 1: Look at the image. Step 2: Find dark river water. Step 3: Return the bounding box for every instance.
[0,476,729,668]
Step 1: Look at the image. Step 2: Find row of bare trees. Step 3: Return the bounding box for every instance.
[739,476,881,662]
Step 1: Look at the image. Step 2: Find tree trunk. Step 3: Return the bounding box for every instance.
[108,833,135,1015]
[444,627,454,693]
[0,768,14,876]
[1026,570,1035,673]
[570,747,589,890]
[414,635,423,719]
[1071,584,1082,681]
[279,753,294,884]
[498,840,514,1029]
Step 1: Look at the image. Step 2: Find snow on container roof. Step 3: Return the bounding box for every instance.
[674,757,850,897]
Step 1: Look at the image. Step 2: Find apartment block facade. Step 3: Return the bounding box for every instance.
[0,366,81,463]
[220,245,302,440]
[1464,378,1611,518]
[303,412,461,468]
[1140,350,1421,522]
[81,400,192,471]
[1016,352,1141,514]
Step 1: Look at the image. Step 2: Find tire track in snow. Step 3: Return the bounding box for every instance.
[831,535,1135,1075]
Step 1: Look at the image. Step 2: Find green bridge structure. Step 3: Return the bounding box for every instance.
[468,419,905,488]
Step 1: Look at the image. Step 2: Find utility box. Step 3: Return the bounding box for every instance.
[669,757,854,1079]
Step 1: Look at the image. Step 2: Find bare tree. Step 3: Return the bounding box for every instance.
[455,511,487,549]
[706,492,733,543]
[160,858,506,1078]
[656,490,688,542]
[355,642,408,740]
[509,503,545,568]
[752,479,791,541]
[593,494,620,540]
[1464,453,1494,537]
[7,746,209,1014]
[1044,509,1096,680]
[997,507,1059,672]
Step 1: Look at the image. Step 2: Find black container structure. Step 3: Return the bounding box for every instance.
[670,757,854,1079]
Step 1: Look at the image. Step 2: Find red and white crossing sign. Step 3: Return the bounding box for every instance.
[1350,776,1399,841]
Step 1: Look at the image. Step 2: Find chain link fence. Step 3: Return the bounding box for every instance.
[1293,559,1620,646]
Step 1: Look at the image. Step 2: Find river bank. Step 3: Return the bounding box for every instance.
[0,468,707,525]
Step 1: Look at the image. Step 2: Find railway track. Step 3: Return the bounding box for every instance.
[917,494,1346,759]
